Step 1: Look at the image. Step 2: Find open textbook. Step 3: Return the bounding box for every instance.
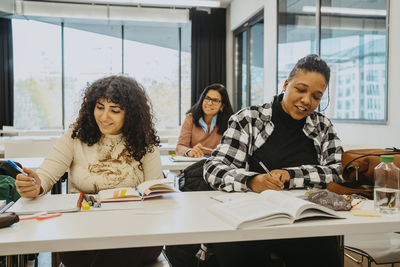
[98,179,178,203]
[209,190,343,229]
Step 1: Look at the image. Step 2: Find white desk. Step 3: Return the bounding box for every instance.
[158,143,176,155]
[1,191,400,256]
[8,156,194,172]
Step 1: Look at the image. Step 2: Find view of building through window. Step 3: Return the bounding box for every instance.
[12,19,191,129]
[278,0,387,122]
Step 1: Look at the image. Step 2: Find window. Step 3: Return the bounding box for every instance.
[278,0,388,122]
[278,0,316,89]
[124,24,191,128]
[12,18,191,129]
[12,20,62,129]
[234,10,264,110]
[64,23,122,127]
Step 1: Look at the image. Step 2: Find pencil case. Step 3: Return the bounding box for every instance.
[0,212,19,228]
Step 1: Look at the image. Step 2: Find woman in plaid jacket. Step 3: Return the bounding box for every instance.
[204,54,344,267]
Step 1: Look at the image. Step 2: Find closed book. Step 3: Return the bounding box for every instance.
[8,193,80,215]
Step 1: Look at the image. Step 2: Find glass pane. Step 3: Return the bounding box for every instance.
[12,19,62,129]
[250,19,264,105]
[235,31,248,109]
[64,23,122,127]
[278,0,316,90]
[320,0,387,121]
[124,24,190,128]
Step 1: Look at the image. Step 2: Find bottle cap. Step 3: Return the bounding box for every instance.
[380,155,394,162]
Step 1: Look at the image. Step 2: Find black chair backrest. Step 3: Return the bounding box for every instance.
[0,160,23,179]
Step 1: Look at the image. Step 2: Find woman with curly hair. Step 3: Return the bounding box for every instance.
[176,83,233,157]
[15,75,163,267]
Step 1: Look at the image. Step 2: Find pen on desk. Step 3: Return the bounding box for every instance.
[7,160,28,177]
[93,196,101,208]
[84,194,92,206]
[77,192,85,209]
[89,195,96,206]
[0,201,14,214]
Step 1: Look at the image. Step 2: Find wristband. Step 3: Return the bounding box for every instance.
[184,149,192,157]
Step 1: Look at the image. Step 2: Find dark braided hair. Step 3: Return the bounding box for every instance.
[187,83,234,134]
[288,54,330,85]
[71,75,160,167]
[288,54,331,110]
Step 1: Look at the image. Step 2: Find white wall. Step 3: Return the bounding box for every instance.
[0,0,13,13]
[228,0,400,148]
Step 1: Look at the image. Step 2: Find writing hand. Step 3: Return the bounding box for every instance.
[15,168,42,198]
[247,173,284,193]
[188,143,205,158]
[270,169,290,184]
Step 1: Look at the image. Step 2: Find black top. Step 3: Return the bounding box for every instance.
[249,95,318,174]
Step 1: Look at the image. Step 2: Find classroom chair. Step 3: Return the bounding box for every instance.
[344,232,400,267]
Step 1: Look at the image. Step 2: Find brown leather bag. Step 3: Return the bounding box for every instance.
[341,148,400,185]
[328,148,400,199]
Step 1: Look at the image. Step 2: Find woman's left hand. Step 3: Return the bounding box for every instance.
[188,144,205,158]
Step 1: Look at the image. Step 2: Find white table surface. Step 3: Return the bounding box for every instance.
[1,191,400,256]
[8,156,194,172]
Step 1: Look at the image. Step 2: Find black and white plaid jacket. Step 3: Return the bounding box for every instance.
[204,100,344,192]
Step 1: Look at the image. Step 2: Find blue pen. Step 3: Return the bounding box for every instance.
[8,160,28,176]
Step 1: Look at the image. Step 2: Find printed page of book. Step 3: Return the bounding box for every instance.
[209,196,293,229]
[259,190,341,220]
[136,179,176,197]
[8,193,80,215]
[98,188,141,203]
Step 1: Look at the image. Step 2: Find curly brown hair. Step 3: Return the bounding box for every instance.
[71,75,160,166]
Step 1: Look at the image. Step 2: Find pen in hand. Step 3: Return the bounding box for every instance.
[258,161,272,176]
[8,160,36,184]
[8,160,28,176]
[258,161,284,189]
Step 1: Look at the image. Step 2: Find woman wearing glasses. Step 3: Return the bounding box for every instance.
[176,83,233,157]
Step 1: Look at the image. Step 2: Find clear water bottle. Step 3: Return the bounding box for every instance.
[374,155,400,214]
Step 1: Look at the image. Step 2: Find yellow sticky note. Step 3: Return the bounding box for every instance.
[120,189,127,197]
[351,209,380,217]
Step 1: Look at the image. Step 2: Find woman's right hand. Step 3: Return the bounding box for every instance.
[187,143,205,158]
[15,168,42,198]
[247,173,284,193]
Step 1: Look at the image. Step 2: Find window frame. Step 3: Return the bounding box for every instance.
[276,0,389,124]
[12,18,188,129]
[233,9,264,110]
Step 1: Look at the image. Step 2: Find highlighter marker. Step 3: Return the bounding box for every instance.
[7,160,28,176]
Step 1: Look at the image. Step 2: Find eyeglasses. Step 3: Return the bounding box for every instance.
[204,96,222,105]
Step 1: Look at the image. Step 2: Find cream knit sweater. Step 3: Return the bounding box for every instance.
[38,129,163,194]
